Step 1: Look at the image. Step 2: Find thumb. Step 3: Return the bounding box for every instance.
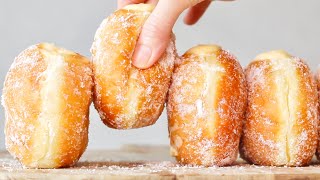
[132,0,187,69]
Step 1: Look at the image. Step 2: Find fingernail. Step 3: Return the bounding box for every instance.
[132,44,152,69]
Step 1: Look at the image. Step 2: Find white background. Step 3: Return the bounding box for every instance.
[0,0,319,150]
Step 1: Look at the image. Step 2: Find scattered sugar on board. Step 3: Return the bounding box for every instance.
[1,149,318,176]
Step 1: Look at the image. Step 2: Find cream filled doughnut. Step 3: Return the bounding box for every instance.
[167,45,247,166]
[2,43,93,168]
[240,50,318,166]
[91,4,176,129]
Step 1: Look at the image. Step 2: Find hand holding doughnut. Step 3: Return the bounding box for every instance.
[91,4,177,129]
[118,0,234,69]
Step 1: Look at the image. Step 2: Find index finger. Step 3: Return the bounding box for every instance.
[118,0,147,9]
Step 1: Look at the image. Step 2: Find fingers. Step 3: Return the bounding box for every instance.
[120,0,233,68]
[146,0,158,4]
[184,0,212,25]
[132,0,192,69]
[184,0,235,25]
[117,0,146,9]
[118,0,159,9]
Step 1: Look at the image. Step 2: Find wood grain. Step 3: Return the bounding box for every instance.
[1,145,320,180]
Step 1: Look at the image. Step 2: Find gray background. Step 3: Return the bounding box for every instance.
[0,0,319,150]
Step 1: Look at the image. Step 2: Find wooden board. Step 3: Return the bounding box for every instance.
[1,145,320,180]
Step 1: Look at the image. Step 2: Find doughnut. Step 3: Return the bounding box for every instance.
[167,45,247,166]
[91,4,176,129]
[240,50,318,166]
[2,43,93,168]
[315,67,320,161]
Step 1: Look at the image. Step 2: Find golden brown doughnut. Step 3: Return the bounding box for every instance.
[2,43,93,168]
[167,45,247,166]
[315,67,320,161]
[91,4,177,129]
[240,50,318,166]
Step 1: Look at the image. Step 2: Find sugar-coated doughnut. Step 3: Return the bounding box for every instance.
[91,4,176,129]
[2,43,93,168]
[240,50,318,166]
[167,45,247,166]
[315,67,320,161]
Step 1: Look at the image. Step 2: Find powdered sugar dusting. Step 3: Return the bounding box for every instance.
[168,47,247,166]
[91,7,177,129]
[1,146,319,178]
[316,66,320,161]
[2,45,45,163]
[241,55,318,166]
[2,43,93,168]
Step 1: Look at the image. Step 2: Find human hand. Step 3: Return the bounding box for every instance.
[118,0,232,69]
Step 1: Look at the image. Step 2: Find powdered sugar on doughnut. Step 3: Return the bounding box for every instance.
[316,66,320,161]
[167,47,247,166]
[2,45,44,160]
[241,54,318,166]
[2,43,93,168]
[91,5,177,129]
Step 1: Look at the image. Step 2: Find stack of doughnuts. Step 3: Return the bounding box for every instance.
[91,4,176,129]
[167,45,247,166]
[2,3,320,169]
[2,43,93,168]
[240,50,318,166]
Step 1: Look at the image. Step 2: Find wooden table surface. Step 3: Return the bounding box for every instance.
[1,145,320,180]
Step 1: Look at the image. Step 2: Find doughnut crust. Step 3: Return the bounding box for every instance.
[2,43,93,168]
[316,67,320,161]
[167,45,247,166]
[91,4,176,129]
[240,50,318,166]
